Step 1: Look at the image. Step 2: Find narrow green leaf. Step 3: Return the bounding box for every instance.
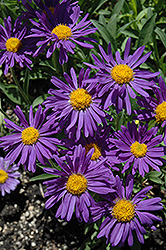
[112,0,125,15]
[147,171,162,178]
[117,20,137,36]
[107,14,117,38]
[93,0,108,12]
[155,27,166,49]
[92,19,116,52]
[137,14,157,47]
[129,0,137,17]
[148,177,164,185]
[30,173,57,182]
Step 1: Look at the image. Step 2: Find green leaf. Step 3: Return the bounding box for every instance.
[147,171,162,178]
[117,20,137,36]
[91,19,116,52]
[137,14,157,47]
[129,0,137,17]
[107,14,117,38]
[112,0,125,15]
[155,27,166,49]
[93,0,109,12]
[148,177,164,185]
[32,94,49,108]
[0,83,25,105]
[30,173,57,182]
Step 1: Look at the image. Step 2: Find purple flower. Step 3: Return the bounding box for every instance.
[85,38,159,115]
[109,122,164,177]
[0,16,35,75]
[0,157,20,196]
[135,77,166,145]
[43,144,115,222]
[43,68,105,141]
[26,0,97,64]
[20,0,60,20]
[90,175,163,247]
[0,105,59,173]
[60,123,119,171]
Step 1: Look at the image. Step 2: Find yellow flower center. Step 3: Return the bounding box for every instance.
[43,6,55,16]
[130,141,147,158]
[5,37,22,53]
[52,24,72,40]
[112,199,135,222]
[70,88,92,111]
[66,173,87,195]
[85,142,102,160]
[155,101,166,123]
[0,169,8,184]
[111,64,134,85]
[21,127,39,145]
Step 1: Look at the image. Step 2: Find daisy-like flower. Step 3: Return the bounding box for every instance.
[27,0,97,64]
[109,121,164,177]
[43,144,115,222]
[0,157,20,196]
[43,68,105,141]
[0,105,59,173]
[135,77,166,145]
[90,174,163,247]
[0,16,35,75]
[60,122,119,171]
[85,38,159,115]
[20,0,60,21]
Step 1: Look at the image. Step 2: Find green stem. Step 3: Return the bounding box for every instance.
[52,50,59,73]
[10,67,31,106]
[0,108,12,120]
[62,63,66,73]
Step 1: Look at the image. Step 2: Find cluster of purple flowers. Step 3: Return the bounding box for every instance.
[0,0,165,247]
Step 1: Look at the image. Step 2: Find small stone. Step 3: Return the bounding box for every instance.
[28,205,34,211]
[31,242,36,247]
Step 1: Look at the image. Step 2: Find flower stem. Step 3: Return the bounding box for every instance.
[10,67,31,106]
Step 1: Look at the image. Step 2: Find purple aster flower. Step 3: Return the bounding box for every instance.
[85,38,159,115]
[43,68,105,141]
[90,174,163,247]
[0,16,36,75]
[26,0,97,64]
[109,121,164,177]
[60,122,119,171]
[135,77,166,145]
[43,144,115,222]
[0,157,20,196]
[20,0,61,20]
[0,105,59,173]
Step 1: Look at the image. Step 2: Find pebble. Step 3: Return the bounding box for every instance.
[31,242,36,247]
